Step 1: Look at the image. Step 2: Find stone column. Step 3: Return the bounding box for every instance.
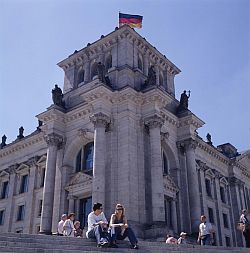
[68,196,75,214]
[198,163,208,217]
[51,146,65,234]
[155,65,160,86]
[184,138,201,232]
[5,165,17,232]
[171,199,178,233]
[24,157,38,233]
[84,60,90,83]
[40,133,63,234]
[214,173,225,246]
[145,114,165,223]
[143,52,149,76]
[90,112,110,207]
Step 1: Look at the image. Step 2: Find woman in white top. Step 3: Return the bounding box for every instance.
[63,213,75,237]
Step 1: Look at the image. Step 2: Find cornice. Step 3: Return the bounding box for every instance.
[196,138,230,165]
[177,113,205,129]
[160,109,178,127]
[57,25,181,75]
[0,132,45,159]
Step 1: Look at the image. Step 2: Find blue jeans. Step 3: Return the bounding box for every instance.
[111,227,137,246]
[87,225,102,244]
[201,234,211,246]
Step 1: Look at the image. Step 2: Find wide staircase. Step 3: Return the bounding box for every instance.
[0,232,248,253]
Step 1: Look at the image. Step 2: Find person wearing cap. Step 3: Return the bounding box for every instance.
[57,214,67,236]
[178,232,188,244]
[240,209,250,248]
[197,215,213,245]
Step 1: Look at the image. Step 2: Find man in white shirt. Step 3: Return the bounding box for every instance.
[197,215,213,246]
[86,203,109,247]
[57,214,67,236]
[240,209,250,248]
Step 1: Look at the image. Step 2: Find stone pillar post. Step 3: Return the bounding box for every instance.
[68,196,75,214]
[5,165,17,232]
[198,162,208,217]
[90,112,110,207]
[84,60,90,83]
[145,114,165,223]
[24,157,38,233]
[155,65,160,86]
[51,146,65,234]
[143,53,149,76]
[171,199,178,233]
[40,133,63,234]
[214,173,225,246]
[184,139,201,232]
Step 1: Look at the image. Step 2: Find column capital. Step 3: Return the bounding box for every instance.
[144,114,164,129]
[6,164,19,174]
[44,133,64,148]
[89,112,110,128]
[177,138,197,152]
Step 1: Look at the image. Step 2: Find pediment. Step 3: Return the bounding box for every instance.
[163,175,179,193]
[67,172,92,187]
[220,177,228,186]
[37,155,47,164]
[205,168,215,178]
[0,170,9,178]
[16,164,29,174]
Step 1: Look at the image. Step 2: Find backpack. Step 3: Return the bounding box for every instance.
[99,230,111,247]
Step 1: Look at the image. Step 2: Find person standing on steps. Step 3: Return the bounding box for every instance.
[197,215,214,246]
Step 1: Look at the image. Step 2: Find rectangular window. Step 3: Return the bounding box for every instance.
[220,186,226,203]
[0,210,5,225]
[19,175,29,193]
[40,169,45,188]
[1,181,9,199]
[79,197,92,228]
[76,150,82,172]
[205,179,212,197]
[164,197,173,228]
[17,205,25,221]
[208,207,214,224]
[38,200,43,217]
[223,213,229,228]
[225,236,231,247]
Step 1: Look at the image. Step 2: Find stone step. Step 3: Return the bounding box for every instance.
[0,233,248,253]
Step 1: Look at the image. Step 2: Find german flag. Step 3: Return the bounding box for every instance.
[119,13,143,28]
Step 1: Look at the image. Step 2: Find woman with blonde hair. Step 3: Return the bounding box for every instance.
[109,204,138,249]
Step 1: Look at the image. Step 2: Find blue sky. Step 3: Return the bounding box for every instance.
[0,0,249,152]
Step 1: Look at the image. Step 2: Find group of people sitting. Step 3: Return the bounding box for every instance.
[165,232,188,245]
[57,202,139,249]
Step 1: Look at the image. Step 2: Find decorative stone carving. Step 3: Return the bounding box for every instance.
[176,138,197,153]
[0,170,9,178]
[144,114,164,129]
[160,131,169,141]
[26,156,39,167]
[89,112,110,128]
[44,133,64,148]
[77,129,94,140]
[6,164,19,174]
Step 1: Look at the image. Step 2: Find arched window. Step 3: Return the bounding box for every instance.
[91,62,98,80]
[105,54,112,71]
[163,152,169,175]
[75,142,94,175]
[77,68,85,85]
[138,55,143,71]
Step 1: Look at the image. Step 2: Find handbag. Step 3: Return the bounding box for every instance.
[236,223,250,232]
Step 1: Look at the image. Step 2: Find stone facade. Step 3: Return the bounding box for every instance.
[0,25,249,247]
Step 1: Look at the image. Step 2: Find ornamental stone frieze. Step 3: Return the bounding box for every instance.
[89,112,111,128]
[196,160,207,171]
[0,169,10,178]
[44,133,64,148]
[144,114,164,129]
[77,129,94,141]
